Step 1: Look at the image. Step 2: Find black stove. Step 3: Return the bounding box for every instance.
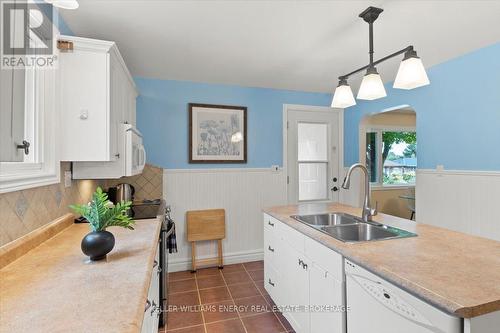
[130,201,162,220]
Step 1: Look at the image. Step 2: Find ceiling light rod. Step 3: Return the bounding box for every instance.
[338,45,414,81]
[338,6,413,81]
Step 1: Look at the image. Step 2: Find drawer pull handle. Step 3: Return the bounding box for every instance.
[268,221,275,227]
[151,301,157,315]
[268,279,275,287]
[268,246,275,252]
[144,299,151,312]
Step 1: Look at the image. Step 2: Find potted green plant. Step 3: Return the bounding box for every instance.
[70,187,135,261]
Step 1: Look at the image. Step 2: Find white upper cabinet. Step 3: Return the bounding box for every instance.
[0,11,60,193]
[58,35,137,162]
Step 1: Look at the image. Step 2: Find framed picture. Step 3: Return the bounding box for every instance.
[189,103,247,163]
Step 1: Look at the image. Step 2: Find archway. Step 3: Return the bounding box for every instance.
[358,106,416,220]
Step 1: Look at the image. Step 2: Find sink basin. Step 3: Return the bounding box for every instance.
[291,213,362,226]
[290,213,417,242]
[321,224,400,242]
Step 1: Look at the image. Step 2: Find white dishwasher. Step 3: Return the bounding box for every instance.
[345,260,462,333]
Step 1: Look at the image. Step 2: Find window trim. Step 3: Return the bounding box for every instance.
[361,125,416,187]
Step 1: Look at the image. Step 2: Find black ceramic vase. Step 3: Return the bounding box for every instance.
[81,230,115,261]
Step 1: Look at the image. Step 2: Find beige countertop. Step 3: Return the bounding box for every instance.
[0,218,162,333]
[263,203,500,319]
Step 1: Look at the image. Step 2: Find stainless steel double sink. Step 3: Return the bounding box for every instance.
[290,213,416,243]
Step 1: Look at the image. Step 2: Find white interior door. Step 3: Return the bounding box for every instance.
[286,106,342,204]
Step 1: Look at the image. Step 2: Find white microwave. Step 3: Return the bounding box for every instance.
[124,124,146,176]
[72,124,146,179]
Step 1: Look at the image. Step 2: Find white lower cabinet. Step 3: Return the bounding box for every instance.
[281,242,310,332]
[142,244,160,333]
[310,263,345,333]
[263,214,345,333]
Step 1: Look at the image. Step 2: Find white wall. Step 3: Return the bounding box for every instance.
[164,168,286,272]
[416,169,500,241]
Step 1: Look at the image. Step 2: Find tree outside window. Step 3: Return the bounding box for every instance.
[366,130,417,185]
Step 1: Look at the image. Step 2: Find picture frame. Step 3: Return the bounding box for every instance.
[189,103,247,163]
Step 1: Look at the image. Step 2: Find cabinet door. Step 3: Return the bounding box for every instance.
[281,243,310,333]
[60,48,109,161]
[310,264,345,333]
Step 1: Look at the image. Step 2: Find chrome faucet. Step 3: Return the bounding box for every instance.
[341,163,377,222]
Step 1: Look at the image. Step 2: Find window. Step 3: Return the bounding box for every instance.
[298,122,328,201]
[365,129,416,186]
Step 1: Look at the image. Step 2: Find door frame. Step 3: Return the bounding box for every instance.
[283,104,344,204]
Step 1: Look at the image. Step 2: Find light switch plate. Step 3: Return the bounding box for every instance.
[64,171,72,188]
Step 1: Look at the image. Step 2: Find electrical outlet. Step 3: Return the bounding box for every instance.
[64,171,72,188]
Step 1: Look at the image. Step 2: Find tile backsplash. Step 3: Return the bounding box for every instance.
[0,163,163,247]
[104,164,163,201]
[0,163,103,247]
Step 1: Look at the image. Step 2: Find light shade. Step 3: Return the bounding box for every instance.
[393,56,430,89]
[357,67,386,100]
[331,80,356,108]
[45,0,79,10]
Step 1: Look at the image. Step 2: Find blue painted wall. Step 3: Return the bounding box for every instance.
[135,79,331,169]
[344,42,500,170]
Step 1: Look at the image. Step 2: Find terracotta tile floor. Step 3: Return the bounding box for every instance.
[161,260,294,333]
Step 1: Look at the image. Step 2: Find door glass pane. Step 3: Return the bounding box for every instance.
[299,163,327,201]
[365,132,377,183]
[298,123,327,161]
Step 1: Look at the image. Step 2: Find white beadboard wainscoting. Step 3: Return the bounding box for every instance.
[416,169,500,241]
[164,168,287,272]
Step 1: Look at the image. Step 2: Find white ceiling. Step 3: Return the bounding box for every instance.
[61,0,500,93]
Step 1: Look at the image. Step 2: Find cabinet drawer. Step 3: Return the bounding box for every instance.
[264,230,280,268]
[304,237,344,282]
[264,214,279,234]
[264,262,281,305]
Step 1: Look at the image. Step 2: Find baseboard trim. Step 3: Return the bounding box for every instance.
[168,249,264,272]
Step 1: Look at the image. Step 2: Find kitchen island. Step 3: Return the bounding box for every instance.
[0,213,162,333]
[263,203,500,333]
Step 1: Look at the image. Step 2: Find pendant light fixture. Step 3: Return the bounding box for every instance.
[357,66,386,100]
[331,7,429,108]
[393,49,430,89]
[331,78,356,108]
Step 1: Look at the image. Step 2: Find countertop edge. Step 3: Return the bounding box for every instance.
[262,207,499,319]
